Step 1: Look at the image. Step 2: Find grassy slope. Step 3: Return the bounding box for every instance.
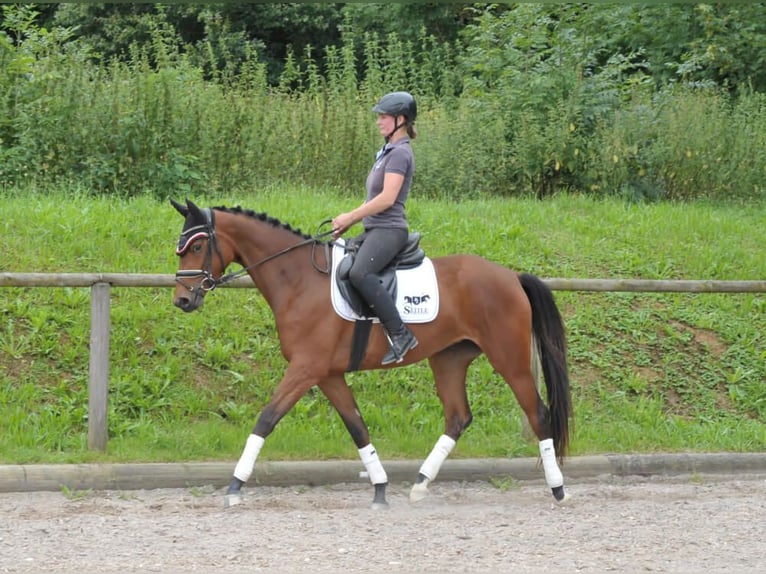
[0,187,764,464]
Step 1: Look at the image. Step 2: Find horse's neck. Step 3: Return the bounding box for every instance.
[233,220,326,314]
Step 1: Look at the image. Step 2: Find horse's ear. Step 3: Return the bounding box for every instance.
[170,198,189,217]
[185,199,205,221]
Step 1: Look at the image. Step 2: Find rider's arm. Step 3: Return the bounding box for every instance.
[332,172,404,236]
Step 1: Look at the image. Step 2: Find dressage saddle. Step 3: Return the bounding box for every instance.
[335,233,425,317]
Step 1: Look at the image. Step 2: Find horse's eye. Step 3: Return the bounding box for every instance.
[191,243,203,254]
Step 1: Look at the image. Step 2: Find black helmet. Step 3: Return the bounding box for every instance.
[372,91,417,123]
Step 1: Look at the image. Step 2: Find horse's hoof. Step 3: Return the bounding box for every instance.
[556,491,572,504]
[551,486,570,504]
[224,493,243,508]
[371,482,388,509]
[409,482,430,503]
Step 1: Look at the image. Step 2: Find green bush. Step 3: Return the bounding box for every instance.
[1,6,765,201]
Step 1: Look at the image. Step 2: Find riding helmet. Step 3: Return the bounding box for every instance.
[372,91,417,123]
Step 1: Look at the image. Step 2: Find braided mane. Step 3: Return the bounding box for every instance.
[213,205,313,240]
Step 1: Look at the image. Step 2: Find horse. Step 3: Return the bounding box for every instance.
[171,198,573,508]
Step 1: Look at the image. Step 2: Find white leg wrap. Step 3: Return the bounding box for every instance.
[233,434,265,483]
[358,443,387,485]
[419,434,456,481]
[539,438,564,488]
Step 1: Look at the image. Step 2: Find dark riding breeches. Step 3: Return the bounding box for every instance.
[347,227,409,333]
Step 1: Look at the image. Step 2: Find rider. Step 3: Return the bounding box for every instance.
[332,91,419,365]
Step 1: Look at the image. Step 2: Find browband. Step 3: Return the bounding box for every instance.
[176,229,209,255]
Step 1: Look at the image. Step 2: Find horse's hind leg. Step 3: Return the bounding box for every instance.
[411,341,481,502]
[521,334,543,441]
[483,334,567,502]
[318,374,389,509]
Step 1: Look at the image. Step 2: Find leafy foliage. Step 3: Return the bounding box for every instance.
[1,4,766,200]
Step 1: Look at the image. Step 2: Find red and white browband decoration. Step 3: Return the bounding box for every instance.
[175,231,209,255]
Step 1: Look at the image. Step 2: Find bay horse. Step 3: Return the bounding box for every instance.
[171,198,572,508]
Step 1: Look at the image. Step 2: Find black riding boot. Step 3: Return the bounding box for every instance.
[381,323,418,365]
[356,274,418,365]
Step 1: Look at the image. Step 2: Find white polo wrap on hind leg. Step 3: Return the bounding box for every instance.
[419,434,456,481]
[233,434,265,483]
[358,443,387,485]
[539,438,564,488]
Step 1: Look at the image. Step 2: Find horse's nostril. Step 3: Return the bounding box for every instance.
[175,295,202,313]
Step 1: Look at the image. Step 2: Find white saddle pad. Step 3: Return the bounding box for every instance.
[330,240,439,323]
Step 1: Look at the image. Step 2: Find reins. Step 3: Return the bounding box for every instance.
[217,224,336,286]
[175,215,338,293]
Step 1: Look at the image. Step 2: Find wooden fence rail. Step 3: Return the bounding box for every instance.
[3,272,766,292]
[2,272,764,451]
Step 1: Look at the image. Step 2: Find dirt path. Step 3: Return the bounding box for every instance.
[1,474,764,573]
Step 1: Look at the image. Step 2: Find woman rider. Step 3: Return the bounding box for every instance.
[332,91,419,365]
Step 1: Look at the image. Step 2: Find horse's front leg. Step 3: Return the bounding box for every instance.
[318,375,389,509]
[225,366,316,508]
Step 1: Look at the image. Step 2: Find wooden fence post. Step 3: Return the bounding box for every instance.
[88,282,110,451]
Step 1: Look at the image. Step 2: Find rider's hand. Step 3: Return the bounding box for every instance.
[332,212,355,238]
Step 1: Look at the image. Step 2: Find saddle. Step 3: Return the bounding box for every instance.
[335,233,425,317]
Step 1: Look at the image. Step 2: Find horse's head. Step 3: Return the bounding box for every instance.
[171,198,228,313]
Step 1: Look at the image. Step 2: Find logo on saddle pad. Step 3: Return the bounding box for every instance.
[403,294,431,315]
[330,240,439,324]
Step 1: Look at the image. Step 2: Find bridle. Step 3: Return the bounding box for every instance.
[174,208,336,295]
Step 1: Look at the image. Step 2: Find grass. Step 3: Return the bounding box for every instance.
[0,185,764,464]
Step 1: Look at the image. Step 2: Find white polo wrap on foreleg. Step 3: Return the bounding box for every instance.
[233,434,265,483]
[419,434,456,481]
[539,438,564,488]
[358,443,387,485]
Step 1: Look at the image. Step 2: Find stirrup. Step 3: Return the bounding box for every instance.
[382,330,418,365]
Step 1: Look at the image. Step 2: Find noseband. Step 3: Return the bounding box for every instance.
[175,211,336,295]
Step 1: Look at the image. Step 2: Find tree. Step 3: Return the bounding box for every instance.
[341,2,471,43]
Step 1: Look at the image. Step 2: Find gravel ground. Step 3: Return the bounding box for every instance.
[1,474,764,573]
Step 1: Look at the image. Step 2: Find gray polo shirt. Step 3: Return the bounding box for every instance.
[362,137,414,230]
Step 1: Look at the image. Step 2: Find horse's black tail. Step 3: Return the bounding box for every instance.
[519,273,572,459]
